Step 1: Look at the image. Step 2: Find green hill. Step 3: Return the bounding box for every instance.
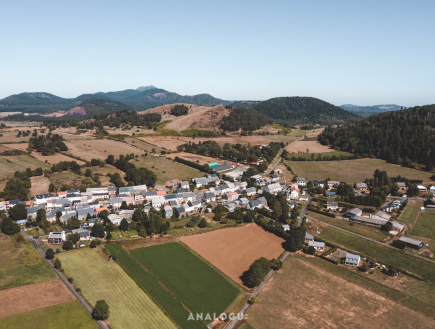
[318,104,435,167]
[0,92,73,112]
[340,104,402,117]
[228,100,261,109]
[95,89,142,100]
[251,96,360,125]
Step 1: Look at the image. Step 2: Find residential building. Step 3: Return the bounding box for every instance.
[305,232,314,244]
[180,181,189,190]
[244,187,257,197]
[204,192,216,203]
[151,197,166,208]
[264,183,282,194]
[282,224,290,231]
[27,206,41,219]
[312,180,324,187]
[87,217,101,227]
[354,183,368,190]
[34,193,54,205]
[288,200,298,209]
[326,191,336,198]
[225,192,239,201]
[164,205,173,219]
[345,253,361,266]
[108,214,122,226]
[247,197,267,210]
[176,206,186,217]
[79,231,91,241]
[297,177,307,186]
[77,208,95,220]
[326,201,338,211]
[109,197,123,208]
[308,241,325,251]
[396,182,406,189]
[119,210,134,219]
[327,181,340,189]
[48,231,66,244]
[289,187,300,200]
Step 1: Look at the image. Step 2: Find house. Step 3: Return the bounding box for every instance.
[308,241,325,251]
[77,208,95,220]
[245,187,257,197]
[425,199,435,209]
[327,181,340,189]
[48,231,66,244]
[305,232,314,244]
[270,174,279,182]
[118,186,135,196]
[429,185,435,193]
[27,206,41,219]
[87,217,101,227]
[345,253,361,266]
[225,202,238,212]
[225,192,239,201]
[176,206,186,217]
[151,197,166,208]
[297,177,307,186]
[325,191,336,199]
[345,208,362,217]
[312,180,324,187]
[247,197,267,210]
[16,219,27,225]
[108,214,122,226]
[354,183,368,190]
[390,221,404,234]
[169,200,178,207]
[180,181,189,190]
[204,192,216,203]
[34,193,54,205]
[289,187,299,200]
[109,197,123,208]
[417,185,427,192]
[326,201,338,211]
[397,236,425,249]
[132,185,148,193]
[119,210,134,219]
[264,183,282,195]
[396,182,406,189]
[164,205,173,219]
[288,200,298,209]
[382,200,400,212]
[79,231,91,241]
[282,224,290,231]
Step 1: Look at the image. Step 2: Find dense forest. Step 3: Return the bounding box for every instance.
[81,109,162,130]
[219,107,273,132]
[318,104,435,169]
[251,97,360,125]
[170,104,189,116]
[28,133,68,155]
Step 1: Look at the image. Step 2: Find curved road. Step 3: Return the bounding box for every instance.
[20,230,107,329]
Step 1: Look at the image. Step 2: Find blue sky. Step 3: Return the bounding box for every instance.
[1,0,434,106]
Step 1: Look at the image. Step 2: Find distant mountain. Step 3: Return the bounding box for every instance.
[251,97,360,125]
[0,92,73,112]
[94,89,142,101]
[340,104,402,117]
[75,94,111,102]
[136,85,157,92]
[80,98,136,112]
[229,100,261,109]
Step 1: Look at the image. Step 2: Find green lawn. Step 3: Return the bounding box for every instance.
[0,301,98,329]
[0,234,56,290]
[399,200,424,229]
[315,225,435,284]
[288,158,433,183]
[130,242,242,320]
[104,243,204,329]
[57,248,176,329]
[288,150,354,160]
[410,211,435,240]
[266,129,306,143]
[131,156,200,184]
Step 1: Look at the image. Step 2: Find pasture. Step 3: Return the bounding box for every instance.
[65,138,141,160]
[409,211,435,239]
[56,248,176,329]
[248,257,435,328]
[0,280,75,318]
[288,158,433,183]
[0,131,31,143]
[130,243,242,318]
[131,155,200,185]
[0,155,50,180]
[286,140,333,154]
[104,243,204,329]
[0,234,56,290]
[399,200,424,229]
[167,151,218,165]
[179,224,285,286]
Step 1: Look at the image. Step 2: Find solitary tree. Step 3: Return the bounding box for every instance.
[106,232,112,241]
[1,217,20,235]
[360,262,369,272]
[92,300,110,320]
[45,248,55,259]
[198,218,208,228]
[63,240,74,251]
[8,204,27,222]
[119,218,129,232]
[53,258,62,269]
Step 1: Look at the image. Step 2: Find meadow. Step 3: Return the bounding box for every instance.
[0,301,98,329]
[399,200,424,229]
[0,155,51,179]
[410,211,435,240]
[247,257,435,329]
[0,234,56,290]
[288,158,433,183]
[65,138,141,160]
[57,248,176,329]
[104,243,204,329]
[130,242,242,319]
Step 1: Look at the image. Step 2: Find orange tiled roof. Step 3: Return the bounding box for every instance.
[157,191,166,195]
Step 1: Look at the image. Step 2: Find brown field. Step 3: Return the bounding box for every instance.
[166,152,219,165]
[286,140,334,154]
[0,112,22,118]
[1,143,28,151]
[0,131,31,143]
[30,152,86,165]
[248,257,435,329]
[179,224,285,286]
[65,138,141,160]
[0,280,75,318]
[29,176,51,196]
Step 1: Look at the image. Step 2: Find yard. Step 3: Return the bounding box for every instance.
[247,257,435,329]
[0,234,56,290]
[56,248,176,329]
[130,242,242,319]
[288,158,434,183]
[179,223,285,286]
[0,300,98,329]
[131,155,200,185]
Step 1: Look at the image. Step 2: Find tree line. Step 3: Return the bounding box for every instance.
[28,133,68,155]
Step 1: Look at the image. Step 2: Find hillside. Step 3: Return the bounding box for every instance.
[251,97,360,125]
[94,89,142,100]
[340,104,402,117]
[0,92,73,112]
[229,100,261,109]
[318,104,435,167]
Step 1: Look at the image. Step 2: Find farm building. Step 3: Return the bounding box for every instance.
[397,236,425,249]
[390,221,404,233]
[345,208,362,218]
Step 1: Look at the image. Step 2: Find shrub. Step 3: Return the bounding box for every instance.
[63,240,74,251]
[67,277,74,284]
[75,288,81,293]
[92,300,110,320]
[53,258,62,269]
[198,218,208,228]
[90,240,98,248]
[248,297,258,304]
[45,248,55,259]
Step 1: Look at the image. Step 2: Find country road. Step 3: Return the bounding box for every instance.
[20,230,107,329]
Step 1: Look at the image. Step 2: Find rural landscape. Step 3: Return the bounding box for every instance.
[2,1,434,328]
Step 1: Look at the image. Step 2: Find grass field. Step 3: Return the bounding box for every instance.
[56,248,176,329]
[0,131,31,143]
[288,150,354,160]
[288,158,433,183]
[122,137,162,153]
[267,129,306,143]
[314,224,435,284]
[247,257,435,328]
[131,156,200,184]
[65,138,141,160]
[48,171,95,191]
[0,300,98,329]
[130,243,242,319]
[0,234,56,290]
[104,243,204,329]
[399,200,424,228]
[410,211,435,239]
[0,155,51,179]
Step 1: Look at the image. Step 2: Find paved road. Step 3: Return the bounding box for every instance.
[268,136,304,175]
[20,231,107,329]
[227,251,291,329]
[306,216,435,264]
[298,191,311,226]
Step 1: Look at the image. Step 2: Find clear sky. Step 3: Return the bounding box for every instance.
[1,0,434,106]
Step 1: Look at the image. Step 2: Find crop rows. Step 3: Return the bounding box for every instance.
[104,243,204,329]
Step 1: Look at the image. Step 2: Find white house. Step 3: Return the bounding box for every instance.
[48,231,66,244]
[264,183,282,194]
[108,214,123,226]
[34,193,54,205]
[297,177,307,186]
[326,201,338,211]
[151,197,166,208]
[345,253,361,266]
[308,241,325,251]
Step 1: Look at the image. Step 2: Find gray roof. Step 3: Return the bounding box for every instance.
[204,192,216,199]
[77,208,95,216]
[297,177,307,182]
[398,236,424,246]
[245,187,256,193]
[213,164,232,173]
[119,186,134,193]
[176,206,185,213]
[87,218,101,224]
[169,200,178,207]
[308,241,325,248]
[305,232,314,240]
[110,198,123,204]
[79,231,91,237]
[345,253,360,265]
[27,206,40,213]
[35,193,53,199]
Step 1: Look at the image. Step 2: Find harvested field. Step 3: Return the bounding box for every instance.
[0,155,50,179]
[57,248,176,329]
[65,138,141,160]
[248,257,435,329]
[29,176,51,196]
[0,234,56,290]
[287,140,335,154]
[179,224,285,287]
[30,152,86,165]
[123,137,162,153]
[0,300,98,329]
[1,143,28,150]
[0,131,31,143]
[288,158,434,183]
[0,280,74,318]
[166,151,219,165]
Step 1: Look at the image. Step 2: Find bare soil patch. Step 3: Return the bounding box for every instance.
[0,280,75,318]
[29,176,51,196]
[286,140,333,154]
[179,224,284,287]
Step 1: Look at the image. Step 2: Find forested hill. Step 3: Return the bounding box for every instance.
[0,92,73,112]
[340,104,402,117]
[317,104,435,168]
[251,97,360,125]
